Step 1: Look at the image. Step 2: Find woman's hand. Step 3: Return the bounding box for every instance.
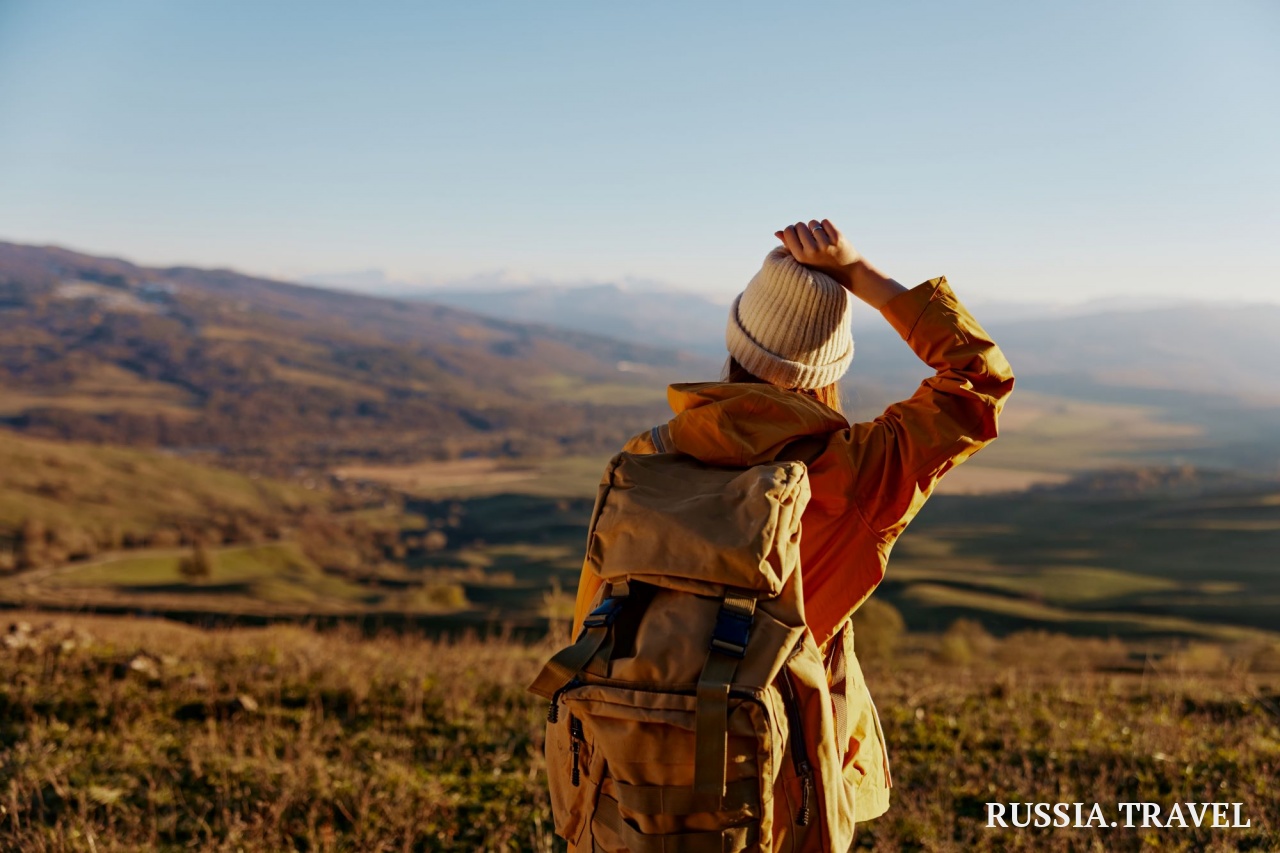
[774,218,907,309]
[774,219,861,288]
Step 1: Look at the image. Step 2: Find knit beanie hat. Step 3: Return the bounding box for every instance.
[725,247,854,390]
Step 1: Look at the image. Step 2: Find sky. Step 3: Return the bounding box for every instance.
[0,0,1277,305]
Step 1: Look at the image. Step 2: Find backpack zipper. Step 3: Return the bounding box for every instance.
[547,678,580,723]
[551,678,760,723]
[569,715,584,786]
[779,669,814,827]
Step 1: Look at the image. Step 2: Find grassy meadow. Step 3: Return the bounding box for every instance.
[0,612,1276,851]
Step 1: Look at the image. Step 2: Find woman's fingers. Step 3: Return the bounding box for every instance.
[780,224,802,256]
[794,221,818,254]
[771,218,858,278]
[776,219,846,259]
[821,218,844,245]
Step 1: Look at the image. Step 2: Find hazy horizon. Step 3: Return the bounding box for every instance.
[296,265,1280,313]
[11,233,1279,315]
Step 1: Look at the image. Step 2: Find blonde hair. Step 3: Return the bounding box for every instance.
[722,356,843,415]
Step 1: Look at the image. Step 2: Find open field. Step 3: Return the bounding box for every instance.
[3,541,486,624]
[331,378,1280,505]
[390,467,1280,645]
[341,455,1080,501]
[335,455,615,500]
[6,462,1279,647]
[335,388,1220,500]
[44,543,373,607]
[0,612,1275,851]
[2,378,1277,647]
[530,372,671,406]
[410,469,1280,644]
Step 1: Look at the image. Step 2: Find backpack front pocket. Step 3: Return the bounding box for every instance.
[563,685,770,849]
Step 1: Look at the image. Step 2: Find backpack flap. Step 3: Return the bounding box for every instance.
[586,451,811,598]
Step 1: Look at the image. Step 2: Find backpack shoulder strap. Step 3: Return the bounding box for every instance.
[649,422,674,453]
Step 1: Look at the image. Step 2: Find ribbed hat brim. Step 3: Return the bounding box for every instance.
[726,292,854,390]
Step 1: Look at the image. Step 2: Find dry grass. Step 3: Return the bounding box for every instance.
[0,613,1276,851]
[335,456,611,499]
[0,613,562,852]
[857,639,1280,851]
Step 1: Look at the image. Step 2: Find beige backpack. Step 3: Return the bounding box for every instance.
[529,426,855,852]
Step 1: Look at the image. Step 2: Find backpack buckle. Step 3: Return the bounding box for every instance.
[709,606,753,659]
[582,595,626,629]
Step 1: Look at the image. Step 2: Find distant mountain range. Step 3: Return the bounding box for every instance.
[396,279,1280,407]
[336,273,1280,474]
[0,242,714,471]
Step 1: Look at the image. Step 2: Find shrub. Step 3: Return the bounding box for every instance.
[850,598,906,662]
[179,541,215,582]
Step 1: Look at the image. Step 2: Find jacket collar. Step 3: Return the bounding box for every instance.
[665,381,848,467]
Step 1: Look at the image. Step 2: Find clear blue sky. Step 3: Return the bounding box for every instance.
[1,0,1276,304]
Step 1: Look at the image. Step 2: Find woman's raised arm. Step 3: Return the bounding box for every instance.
[835,276,1015,539]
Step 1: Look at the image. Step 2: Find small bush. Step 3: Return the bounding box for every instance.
[178,541,215,582]
[850,598,906,662]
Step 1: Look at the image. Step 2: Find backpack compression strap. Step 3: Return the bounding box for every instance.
[693,591,757,799]
[528,581,631,700]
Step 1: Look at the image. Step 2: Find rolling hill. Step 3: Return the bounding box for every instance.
[0,242,716,471]
[0,427,580,623]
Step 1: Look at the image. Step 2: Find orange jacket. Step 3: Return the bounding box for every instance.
[569,275,1015,822]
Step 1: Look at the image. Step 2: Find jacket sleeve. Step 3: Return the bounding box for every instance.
[832,276,1015,539]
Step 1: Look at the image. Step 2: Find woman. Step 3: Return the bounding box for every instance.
[568,218,1015,828]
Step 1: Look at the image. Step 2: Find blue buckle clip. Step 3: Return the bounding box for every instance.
[582,596,626,629]
[709,607,753,659]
